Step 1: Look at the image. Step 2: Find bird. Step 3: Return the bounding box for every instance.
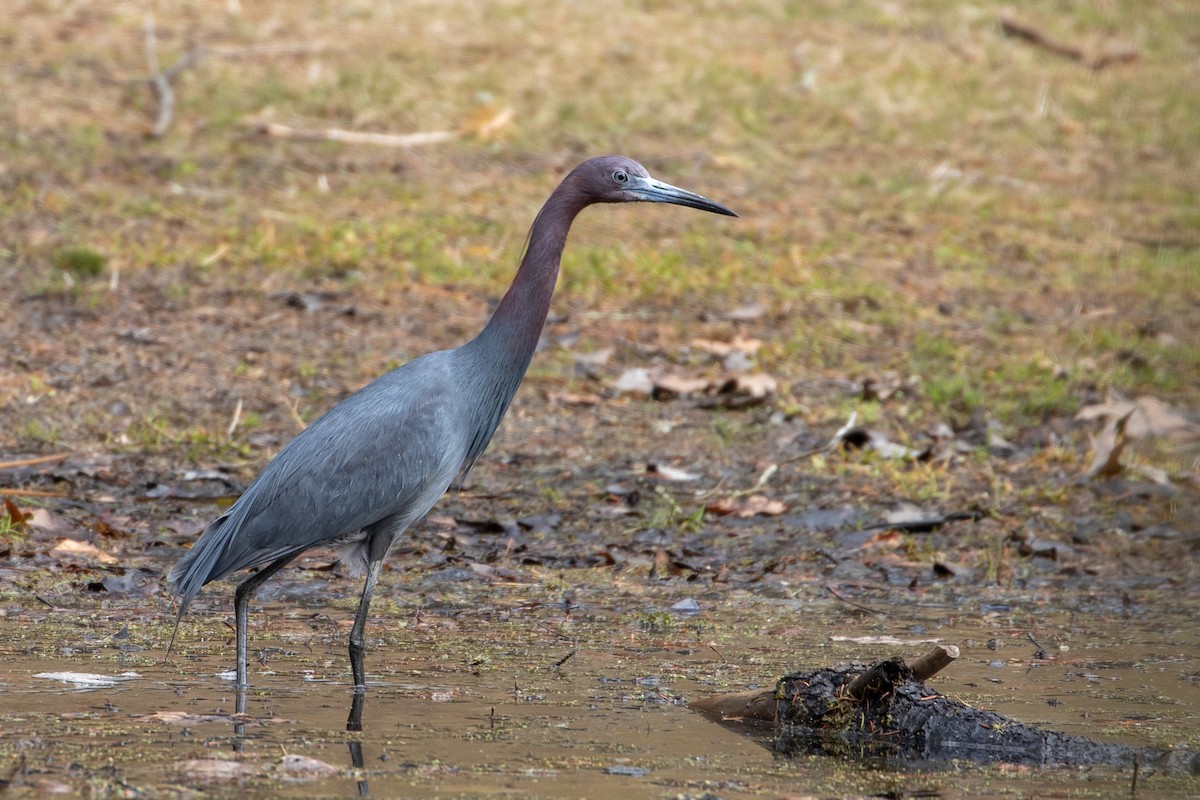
[166,155,737,697]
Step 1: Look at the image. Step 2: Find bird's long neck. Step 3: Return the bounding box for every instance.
[469,179,587,372]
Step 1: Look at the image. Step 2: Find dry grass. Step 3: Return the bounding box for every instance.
[1,0,1197,452]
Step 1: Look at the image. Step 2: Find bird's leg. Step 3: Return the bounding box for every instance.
[233,553,299,703]
[349,557,385,693]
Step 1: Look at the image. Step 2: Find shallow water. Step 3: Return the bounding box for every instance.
[1,586,1198,798]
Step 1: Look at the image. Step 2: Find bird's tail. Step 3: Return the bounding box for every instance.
[164,511,240,656]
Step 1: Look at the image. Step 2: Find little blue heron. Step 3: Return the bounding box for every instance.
[167,155,736,697]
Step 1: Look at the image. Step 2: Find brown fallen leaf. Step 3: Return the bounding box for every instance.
[2,497,29,529]
[460,104,514,140]
[700,373,778,409]
[1081,408,1134,480]
[27,508,68,536]
[705,494,788,518]
[645,464,701,482]
[653,373,712,399]
[733,373,777,399]
[1077,394,1200,441]
[690,333,763,357]
[51,539,118,565]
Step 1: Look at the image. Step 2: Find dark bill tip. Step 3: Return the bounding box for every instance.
[634,178,739,217]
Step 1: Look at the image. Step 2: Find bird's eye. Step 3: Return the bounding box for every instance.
[612,170,629,184]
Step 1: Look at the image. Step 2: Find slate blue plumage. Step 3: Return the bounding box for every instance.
[167,155,736,698]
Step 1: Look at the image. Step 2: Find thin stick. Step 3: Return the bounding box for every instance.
[824,583,886,615]
[0,453,71,471]
[144,15,173,137]
[143,15,206,138]
[226,398,243,439]
[0,488,70,499]
[284,396,308,432]
[251,121,457,148]
[999,12,1139,71]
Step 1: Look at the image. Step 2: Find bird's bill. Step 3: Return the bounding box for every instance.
[631,176,739,217]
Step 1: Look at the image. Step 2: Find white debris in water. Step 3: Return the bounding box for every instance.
[35,671,141,688]
[216,670,238,681]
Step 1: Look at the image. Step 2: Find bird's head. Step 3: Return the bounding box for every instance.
[570,155,738,217]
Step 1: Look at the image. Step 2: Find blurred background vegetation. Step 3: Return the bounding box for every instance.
[1,0,1197,457]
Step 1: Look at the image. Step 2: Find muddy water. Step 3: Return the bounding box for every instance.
[1,591,1198,798]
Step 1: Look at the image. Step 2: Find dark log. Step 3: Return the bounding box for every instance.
[694,647,1200,773]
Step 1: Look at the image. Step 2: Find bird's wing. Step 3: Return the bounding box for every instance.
[168,353,468,602]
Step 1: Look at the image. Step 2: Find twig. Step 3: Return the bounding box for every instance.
[999,11,1139,71]
[225,398,243,439]
[823,584,886,615]
[0,453,71,471]
[1026,631,1053,659]
[0,488,70,499]
[250,121,457,148]
[695,462,776,500]
[283,396,308,432]
[143,14,206,138]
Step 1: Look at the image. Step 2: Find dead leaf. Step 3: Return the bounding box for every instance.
[705,494,788,518]
[645,464,701,482]
[2,497,29,529]
[27,508,68,535]
[1081,408,1134,480]
[1077,395,1200,441]
[653,373,712,399]
[613,368,657,397]
[690,333,763,357]
[460,104,514,140]
[733,373,777,399]
[51,539,118,565]
[700,373,778,409]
